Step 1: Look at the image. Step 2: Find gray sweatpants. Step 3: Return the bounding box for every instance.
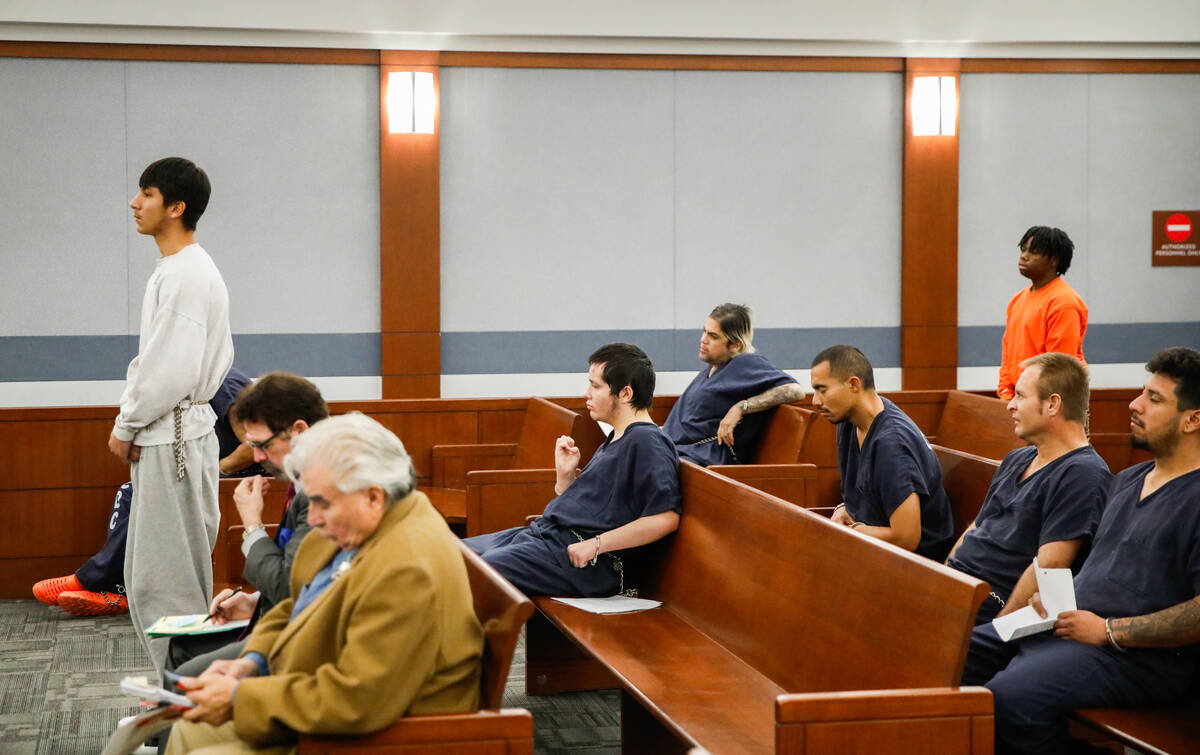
[125,432,221,673]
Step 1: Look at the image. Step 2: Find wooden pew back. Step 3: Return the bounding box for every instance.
[644,463,987,693]
[459,540,535,709]
[747,404,813,464]
[932,445,1002,540]
[510,397,601,471]
[932,391,1025,460]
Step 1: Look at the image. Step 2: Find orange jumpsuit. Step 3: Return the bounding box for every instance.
[998,276,1088,400]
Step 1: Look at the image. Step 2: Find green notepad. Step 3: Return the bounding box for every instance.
[144,614,249,638]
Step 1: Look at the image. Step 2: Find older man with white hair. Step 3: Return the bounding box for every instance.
[165,413,483,754]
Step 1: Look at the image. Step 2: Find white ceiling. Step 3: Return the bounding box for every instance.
[3,0,1200,58]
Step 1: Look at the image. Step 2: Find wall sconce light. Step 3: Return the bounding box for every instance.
[387,71,436,134]
[912,75,956,136]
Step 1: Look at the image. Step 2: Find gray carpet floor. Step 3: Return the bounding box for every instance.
[0,599,618,754]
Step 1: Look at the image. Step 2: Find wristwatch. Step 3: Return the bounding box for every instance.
[242,523,265,541]
[740,400,749,413]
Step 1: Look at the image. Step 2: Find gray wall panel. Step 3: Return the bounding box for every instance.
[1087,74,1200,323]
[958,74,1090,328]
[960,72,1200,338]
[439,67,676,334]
[674,71,903,329]
[0,59,130,337]
[123,62,381,335]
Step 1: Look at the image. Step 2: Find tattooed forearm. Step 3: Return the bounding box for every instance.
[1112,597,1200,648]
[743,382,807,413]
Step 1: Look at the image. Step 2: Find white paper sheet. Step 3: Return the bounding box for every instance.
[550,596,662,614]
[991,558,1077,642]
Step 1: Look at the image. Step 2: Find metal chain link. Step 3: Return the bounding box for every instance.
[568,528,637,597]
[172,404,187,481]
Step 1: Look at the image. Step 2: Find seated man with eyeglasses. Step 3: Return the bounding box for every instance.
[164,370,330,679]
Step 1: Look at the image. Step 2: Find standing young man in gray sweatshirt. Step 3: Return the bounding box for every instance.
[108,156,234,672]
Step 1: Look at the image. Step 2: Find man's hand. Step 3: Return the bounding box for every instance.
[232,476,268,528]
[200,657,260,679]
[717,404,744,447]
[208,589,259,625]
[830,504,854,527]
[555,436,581,478]
[179,664,252,724]
[107,432,140,463]
[567,537,601,568]
[1053,610,1108,646]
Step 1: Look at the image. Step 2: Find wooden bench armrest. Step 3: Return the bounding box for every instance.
[298,708,534,753]
[776,687,993,755]
[465,468,559,537]
[709,463,819,509]
[431,443,519,488]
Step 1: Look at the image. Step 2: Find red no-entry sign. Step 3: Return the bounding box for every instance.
[1153,210,1200,266]
[1165,213,1193,242]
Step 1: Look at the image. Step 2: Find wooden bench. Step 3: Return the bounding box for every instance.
[299,540,535,754]
[464,404,820,536]
[1069,691,1200,755]
[425,397,604,527]
[932,445,1002,540]
[1088,431,1152,474]
[710,403,820,510]
[929,391,1025,461]
[521,462,993,754]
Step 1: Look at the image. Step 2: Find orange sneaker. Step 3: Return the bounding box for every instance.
[58,589,129,616]
[32,573,83,605]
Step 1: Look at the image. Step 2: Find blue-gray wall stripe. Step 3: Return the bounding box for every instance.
[0,333,381,382]
[958,322,1200,367]
[3,323,1195,381]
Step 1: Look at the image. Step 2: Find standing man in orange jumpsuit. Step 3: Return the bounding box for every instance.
[998,226,1088,400]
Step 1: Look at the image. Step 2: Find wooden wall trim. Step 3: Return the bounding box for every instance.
[437,51,904,72]
[379,62,442,398]
[961,58,1200,74]
[0,40,379,65]
[901,58,960,391]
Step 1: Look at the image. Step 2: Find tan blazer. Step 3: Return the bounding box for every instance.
[232,489,483,747]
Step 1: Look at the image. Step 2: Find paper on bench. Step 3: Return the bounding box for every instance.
[991,558,1076,642]
[551,596,662,614]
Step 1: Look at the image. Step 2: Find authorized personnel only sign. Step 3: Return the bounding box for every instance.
[1152,210,1200,266]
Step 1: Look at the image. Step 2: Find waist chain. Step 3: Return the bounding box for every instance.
[171,400,209,481]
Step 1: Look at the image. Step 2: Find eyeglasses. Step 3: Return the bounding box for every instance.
[246,429,287,451]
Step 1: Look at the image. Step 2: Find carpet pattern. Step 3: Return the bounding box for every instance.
[0,599,619,754]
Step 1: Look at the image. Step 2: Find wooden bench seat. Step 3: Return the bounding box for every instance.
[426,397,604,526]
[1070,692,1200,755]
[299,540,534,753]
[522,462,993,754]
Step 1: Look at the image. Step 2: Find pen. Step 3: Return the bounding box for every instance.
[206,586,243,623]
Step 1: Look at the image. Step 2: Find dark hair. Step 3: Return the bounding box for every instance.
[1146,347,1200,412]
[709,303,755,354]
[588,343,655,411]
[139,157,211,231]
[811,345,875,391]
[1018,226,1074,275]
[231,371,329,433]
[1020,352,1089,423]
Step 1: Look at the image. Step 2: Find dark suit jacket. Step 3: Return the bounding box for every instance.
[243,490,310,611]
